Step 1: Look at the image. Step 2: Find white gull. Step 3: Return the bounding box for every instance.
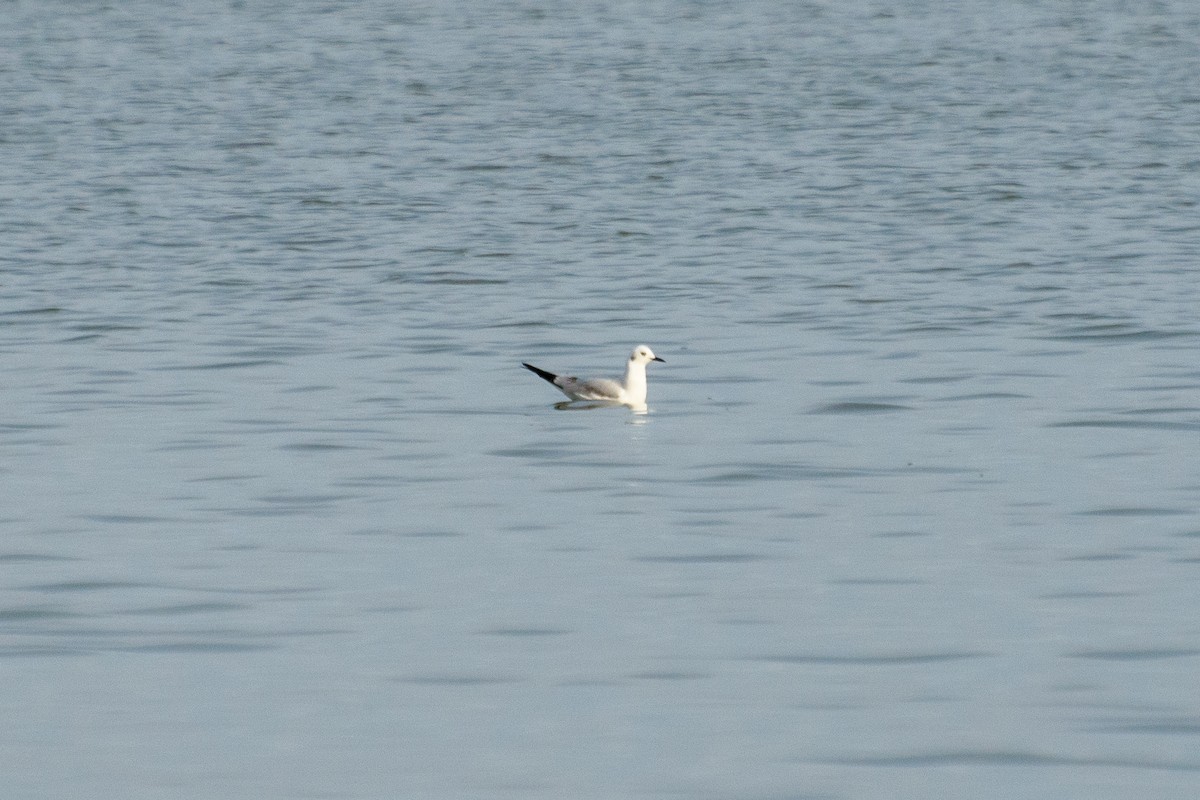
[523,345,665,409]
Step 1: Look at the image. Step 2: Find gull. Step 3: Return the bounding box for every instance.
[523,345,665,409]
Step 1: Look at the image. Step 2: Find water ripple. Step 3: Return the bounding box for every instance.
[633,553,766,564]
[824,750,1200,771]
[755,651,990,666]
[1068,647,1200,661]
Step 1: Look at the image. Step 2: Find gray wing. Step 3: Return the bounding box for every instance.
[558,376,624,401]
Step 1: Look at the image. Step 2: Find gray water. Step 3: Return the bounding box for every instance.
[4,1,1200,798]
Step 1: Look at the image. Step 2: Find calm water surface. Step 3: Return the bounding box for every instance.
[3,1,1200,798]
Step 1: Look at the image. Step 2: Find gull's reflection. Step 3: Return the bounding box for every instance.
[553,400,625,411]
[552,399,652,423]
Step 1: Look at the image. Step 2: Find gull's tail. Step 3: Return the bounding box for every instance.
[522,363,558,385]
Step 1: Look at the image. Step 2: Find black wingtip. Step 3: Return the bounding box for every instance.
[522,362,559,385]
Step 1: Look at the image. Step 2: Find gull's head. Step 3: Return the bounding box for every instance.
[630,345,665,365]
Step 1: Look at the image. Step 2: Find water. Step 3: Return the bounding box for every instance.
[3,1,1200,797]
